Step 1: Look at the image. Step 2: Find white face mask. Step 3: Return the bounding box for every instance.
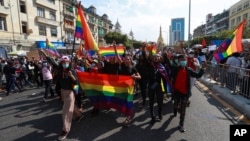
[189,54,194,58]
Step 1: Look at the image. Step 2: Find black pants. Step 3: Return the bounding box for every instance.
[148,82,163,119]
[138,79,148,106]
[44,79,54,98]
[173,91,189,126]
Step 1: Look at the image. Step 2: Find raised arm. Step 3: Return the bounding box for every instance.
[113,41,123,65]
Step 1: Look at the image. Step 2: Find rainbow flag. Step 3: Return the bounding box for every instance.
[77,72,134,116]
[98,45,124,57]
[46,38,60,57]
[214,20,246,62]
[76,43,84,57]
[75,3,98,51]
[146,43,157,55]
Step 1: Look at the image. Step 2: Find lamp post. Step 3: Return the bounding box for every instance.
[188,0,191,48]
[8,0,15,46]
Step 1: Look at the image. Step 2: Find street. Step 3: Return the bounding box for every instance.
[0,82,243,141]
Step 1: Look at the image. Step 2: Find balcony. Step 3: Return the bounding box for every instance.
[0,6,10,15]
[64,24,75,31]
[63,9,75,18]
[35,0,57,10]
[36,16,60,26]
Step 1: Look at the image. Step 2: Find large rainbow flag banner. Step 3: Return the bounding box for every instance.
[77,72,134,116]
[75,3,98,51]
[46,38,60,57]
[213,19,246,62]
[98,45,125,57]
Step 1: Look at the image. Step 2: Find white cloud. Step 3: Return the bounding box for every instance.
[81,0,240,42]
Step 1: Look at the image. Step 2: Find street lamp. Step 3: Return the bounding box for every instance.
[188,0,191,48]
[8,0,15,46]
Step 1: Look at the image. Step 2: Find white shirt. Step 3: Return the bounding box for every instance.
[226,56,241,72]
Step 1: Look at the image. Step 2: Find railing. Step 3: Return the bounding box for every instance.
[203,62,250,99]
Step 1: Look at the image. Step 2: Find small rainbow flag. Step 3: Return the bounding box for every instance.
[73,84,79,95]
[214,19,246,62]
[75,2,98,51]
[146,43,157,55]
[77,72,134,116]
[46,38,60,57]
[98,45,124,57]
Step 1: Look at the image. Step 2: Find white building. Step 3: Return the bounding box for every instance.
[0,0,113,53]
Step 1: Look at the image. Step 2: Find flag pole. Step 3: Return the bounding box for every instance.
[71,2,81,62]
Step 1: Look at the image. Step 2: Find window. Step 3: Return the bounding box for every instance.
[37,7,45,17]
[49,11,56,20]
[236,16,241,23]
[50,27,57,37]
[0,0,4,6]
[176,23,181,31]
[243,13,248,20]
[231,19,235,28]
[20,1,26,13]
[38,24,46,36]
[0,17,6,31]
[244,1,249,9]
[237,5,242,12]
[231,8,236,15]
[48,0,55,4]
[21,22,27,33]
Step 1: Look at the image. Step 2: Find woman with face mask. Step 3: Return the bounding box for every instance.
[39,50,84,140]
[171,54,206,133]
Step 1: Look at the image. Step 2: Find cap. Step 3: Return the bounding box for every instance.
[60,56,70,62]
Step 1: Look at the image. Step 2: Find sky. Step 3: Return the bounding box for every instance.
[80,0,240,42]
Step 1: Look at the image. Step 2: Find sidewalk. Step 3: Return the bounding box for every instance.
[199,77,250,120]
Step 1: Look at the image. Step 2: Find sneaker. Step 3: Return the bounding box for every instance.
[58,131,68,140]
[178,125,186,132]
[76,114,84,122]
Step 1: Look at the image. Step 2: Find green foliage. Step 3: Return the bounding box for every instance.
[104,31,128,45]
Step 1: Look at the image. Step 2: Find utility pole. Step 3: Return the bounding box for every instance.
[188,0,191,48]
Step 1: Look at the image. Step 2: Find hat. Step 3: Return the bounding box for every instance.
[61,56,70,62]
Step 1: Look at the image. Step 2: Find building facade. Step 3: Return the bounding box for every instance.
[229,0,250,30]
[0,0,113,54]
[205,10,229,36]
[169,18,185,46]
[193,24,206,39]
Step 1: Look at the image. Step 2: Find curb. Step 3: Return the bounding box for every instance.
[199,78,250,120]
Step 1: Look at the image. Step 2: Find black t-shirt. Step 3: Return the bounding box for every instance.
[102,61,119,75]
[119,63,138,76]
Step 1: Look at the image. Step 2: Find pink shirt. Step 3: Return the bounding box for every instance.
[42,66,53,80]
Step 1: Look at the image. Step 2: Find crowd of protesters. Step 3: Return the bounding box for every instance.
[2,41,250,140]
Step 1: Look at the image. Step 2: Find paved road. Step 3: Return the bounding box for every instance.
[0,83,243,141]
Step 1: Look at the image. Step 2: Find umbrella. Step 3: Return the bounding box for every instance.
[8,50,28,56]
[192,44,203,49]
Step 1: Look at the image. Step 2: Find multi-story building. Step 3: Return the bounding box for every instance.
[205,10,229,36]
[229,0,250,30]
[0,0,113,54]
[193,24,206,39]
[169,18,185,46]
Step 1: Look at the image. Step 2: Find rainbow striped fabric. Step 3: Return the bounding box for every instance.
[75,3,98,51]
[146,43,157,55]
[98,45,124,57]
[77,72,134,116]
[214,20,246,62]
[46,38,60,57]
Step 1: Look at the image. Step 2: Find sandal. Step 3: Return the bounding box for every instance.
[123,117,131,127]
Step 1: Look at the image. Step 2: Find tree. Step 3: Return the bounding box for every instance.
[104,31,128,45]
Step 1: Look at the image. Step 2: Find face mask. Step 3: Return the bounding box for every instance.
[174,59,179,64]
[180,61,187,67]
[62,63,69,69]
[189,54,194,58]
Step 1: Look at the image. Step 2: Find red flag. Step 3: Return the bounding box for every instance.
[201,38,206,47]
